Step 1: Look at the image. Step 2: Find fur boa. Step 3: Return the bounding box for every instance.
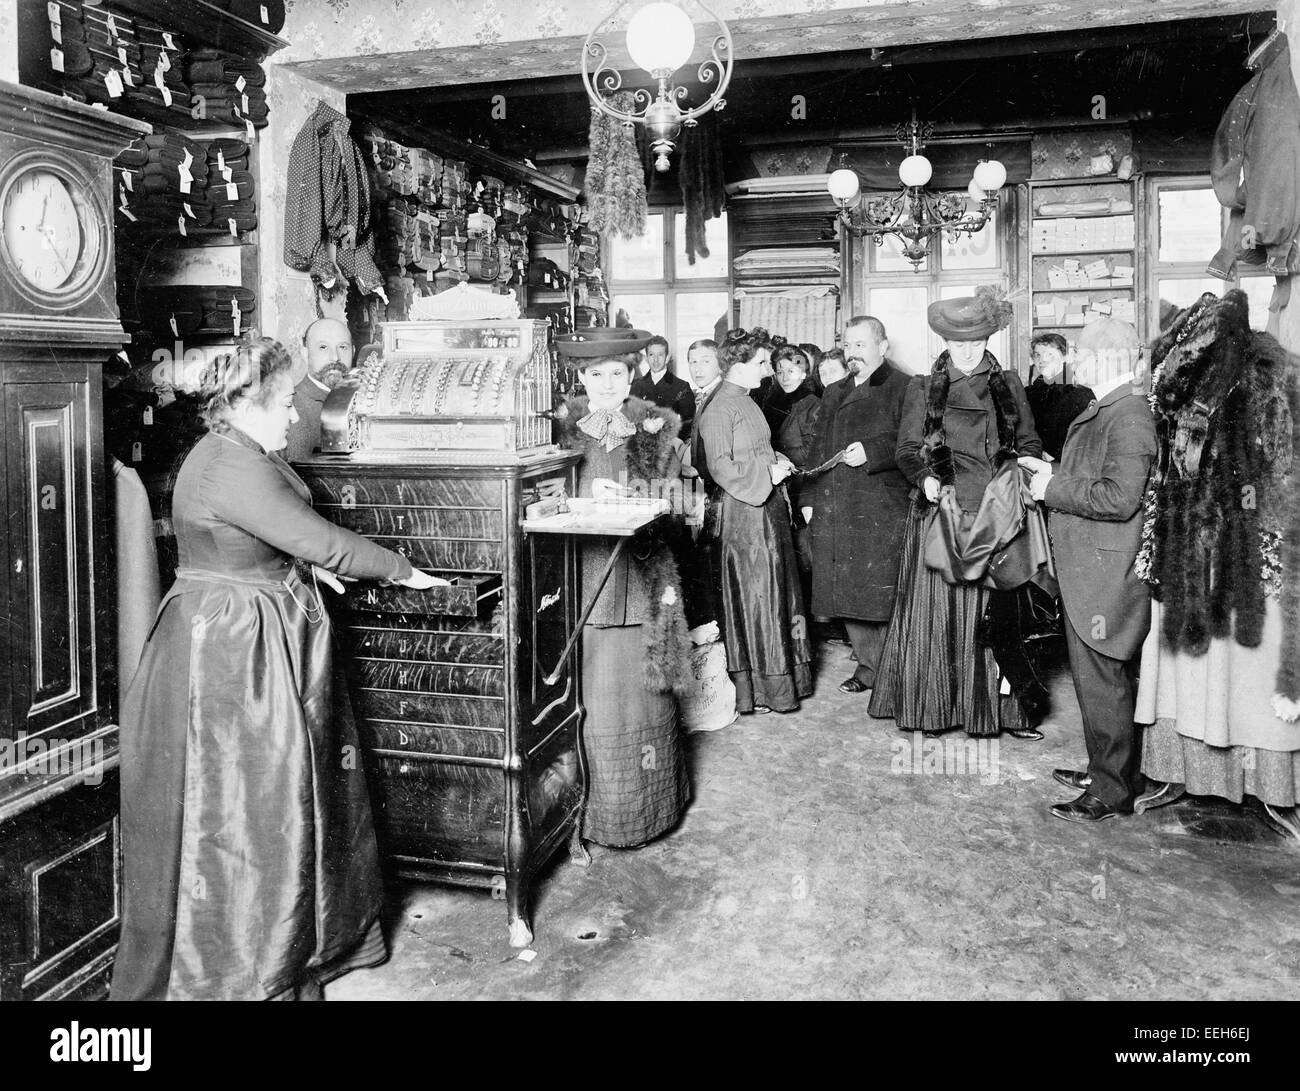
[1146,291,1300,707]
[921,350,1020,487]
[559,394,690,694]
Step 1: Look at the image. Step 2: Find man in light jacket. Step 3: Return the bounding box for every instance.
[1020,318,1157,823]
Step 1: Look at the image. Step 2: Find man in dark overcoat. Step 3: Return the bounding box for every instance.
[803,316,912,693]
[1020,318,1157,823]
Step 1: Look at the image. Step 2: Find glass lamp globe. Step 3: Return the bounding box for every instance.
[968,178,987,202]
[827,168,861,203]
[626,2,697,74]
[898,154,933,188]
[973,159,1007,192]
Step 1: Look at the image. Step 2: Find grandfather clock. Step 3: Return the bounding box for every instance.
[0,82,148,1000]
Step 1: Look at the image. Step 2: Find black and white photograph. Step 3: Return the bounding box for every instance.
[0,0,1296,1051]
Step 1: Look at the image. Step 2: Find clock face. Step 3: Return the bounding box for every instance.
[1,167,101,296]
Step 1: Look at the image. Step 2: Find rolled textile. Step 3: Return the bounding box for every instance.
[228,0,286,33]
[206,137,250,162]
[185,49,266,87]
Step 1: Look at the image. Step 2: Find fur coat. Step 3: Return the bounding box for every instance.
[558,394,689,694]
[1141,289,1300,710]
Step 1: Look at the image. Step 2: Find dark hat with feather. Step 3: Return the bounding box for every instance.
[927,286,1015,340]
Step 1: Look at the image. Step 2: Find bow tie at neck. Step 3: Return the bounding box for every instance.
[578,407,636,452]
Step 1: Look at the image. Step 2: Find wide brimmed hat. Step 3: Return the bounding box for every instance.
[927,286,1014,341]
[554,328,653,361]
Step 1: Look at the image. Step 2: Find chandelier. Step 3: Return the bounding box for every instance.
[581,0,733,172]
[828,112,1007,270]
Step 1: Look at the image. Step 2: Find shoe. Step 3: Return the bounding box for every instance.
[1008,728,1044,741]
[839,677,870,694]
[1018,684,1051,726]
[1053,768,1092,791]
[1133,780,1184,814]
[752,705,772,715]
[1050,791,1132,824]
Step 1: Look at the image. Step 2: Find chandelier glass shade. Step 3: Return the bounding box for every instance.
[829,114,1005,270]
[581,0,733,172]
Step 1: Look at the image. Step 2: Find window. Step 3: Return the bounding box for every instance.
[1149,177,1275,332]
[608,209,730,371]
[852,201,1011,376]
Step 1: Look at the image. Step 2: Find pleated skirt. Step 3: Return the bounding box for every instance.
[582,625,690,847]
[869,497,1029,737]
[716,488,814,713]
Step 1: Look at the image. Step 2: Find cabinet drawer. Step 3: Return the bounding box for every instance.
[344,574,502,617]
[354,659,505,698]
[349,626,505,666]
[361,720,505,761]
[368,757,505,867]
[352,690,507,731]
[315,505,504,541]
[307,476,501,510]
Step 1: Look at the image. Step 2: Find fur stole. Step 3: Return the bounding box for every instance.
[920,350,1020,487]
[558,394,689,695]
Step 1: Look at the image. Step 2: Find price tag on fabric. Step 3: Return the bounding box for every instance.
[48,2,60,24]
[216,149,226,173]
[120,167,133,189]
[131,441,142,463]
[104,69,124,98]
[106,13,117,37]
[225,181,238,201]
[160,84,173,107]
[228,217,237,236]
[231,299,241,337]
[50,21,62,43]
[154,64,166,89]
[117,46,128,65]
[260,4,269,24]
[245,119,256,142]
[121,65,135,87]
[183,202,195,218]
[143,405,153,425]
[169,314,179,337]
[180,148,193,172]
[118,201,136,222]
[177,215,187,237]
[158,50,171,72]
[163,32,176,50]
[241,92,249,115]
[221,165,233,183]
[235,75,246,93]
[178,167,191,194]
[50,47,64,72]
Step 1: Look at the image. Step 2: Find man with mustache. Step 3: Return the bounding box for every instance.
[285,316,353,461]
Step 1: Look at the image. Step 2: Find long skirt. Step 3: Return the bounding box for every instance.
[582,625,689,847]
[869,497,1030,736]
[715,488,814,713]
[110,569,388,1000]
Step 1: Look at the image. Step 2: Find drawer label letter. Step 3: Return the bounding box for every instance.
[341,485,356,509]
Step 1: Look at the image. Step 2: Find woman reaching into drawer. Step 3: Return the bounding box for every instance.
[111,336,438,1001]
[557,334,692,849]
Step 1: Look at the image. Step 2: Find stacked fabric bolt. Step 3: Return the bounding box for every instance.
[185,49,269,132]
[133,18,188,112]
[226,0,286,34]
[114,133,212,235]
[141,286,258,338]
[205,139,257,235]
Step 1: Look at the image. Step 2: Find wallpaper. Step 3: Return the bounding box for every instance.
[276,0,1268,91]
[0,0,17,84]
[257,62,348,349]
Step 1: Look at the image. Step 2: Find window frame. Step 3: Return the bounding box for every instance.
[607,207,732,368]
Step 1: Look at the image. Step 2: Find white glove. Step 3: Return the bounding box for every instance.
[922,476,941,503]
[770,459,794,485]
[1017,455,1050,475]
[312,565,349,594]
[398,568,449,590]
[843,441,867,467]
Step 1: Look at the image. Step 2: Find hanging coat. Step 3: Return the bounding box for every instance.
[806,362,911,621]
[284,101,383,296]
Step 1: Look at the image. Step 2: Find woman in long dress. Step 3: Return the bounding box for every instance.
[696,328,813,714]
[557,341,691,847]
[111,338,436,1000]
[869,291,1044,738]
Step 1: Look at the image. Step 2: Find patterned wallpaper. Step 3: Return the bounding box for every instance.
[277,0,1270,91]
[257,63,348,350]
[1,0,18,84]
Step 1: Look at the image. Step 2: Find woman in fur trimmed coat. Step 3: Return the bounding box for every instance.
[869,289,1044,738]
[558,349,691,848]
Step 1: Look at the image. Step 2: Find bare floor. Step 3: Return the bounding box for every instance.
[331,642,1300,1001]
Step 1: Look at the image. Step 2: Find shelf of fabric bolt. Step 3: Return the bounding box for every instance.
[105,0,288,61]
